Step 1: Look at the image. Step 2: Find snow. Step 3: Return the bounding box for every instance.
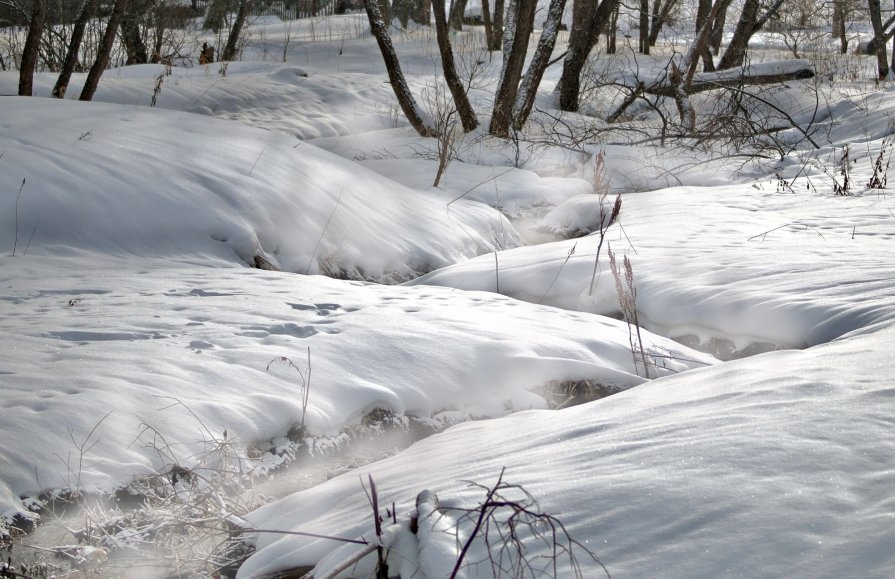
[2,9,895,579]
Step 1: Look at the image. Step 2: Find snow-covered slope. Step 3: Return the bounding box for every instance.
[241,323,895,578]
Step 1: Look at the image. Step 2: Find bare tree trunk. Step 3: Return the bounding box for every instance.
[557,0,619,111]
[432,0,478,131]
[717,0,784,70]
[489,0,536,137]
[709,0,727,54]
[639,0,649,53]
[489,0,505,50]
[221,0,251,61]
[363,0,436,136]
[693,0,715,71]
[80,0,128,101]
[52,0,96,98]
[204,0,228,31]
[415,0,431,24]
[120,0,150,65]
[512,0,567,130]
[449,0,468,30]
[18,0,46,96]
[833,0,847,53]
[377,0,391,24]
[482,0,494,49]
[606,4,618,54]
[394,0,412,27]
[648,0,677,46]
[869,0,891,79]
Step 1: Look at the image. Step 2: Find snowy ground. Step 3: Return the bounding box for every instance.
[2,12,895,579]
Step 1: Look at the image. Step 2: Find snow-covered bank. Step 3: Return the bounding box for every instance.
[410,182,895,357]
[0,97,516,280]
[0,254,713,525]
[241,323,895,578]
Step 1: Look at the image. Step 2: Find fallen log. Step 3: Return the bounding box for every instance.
[608,59,815,123]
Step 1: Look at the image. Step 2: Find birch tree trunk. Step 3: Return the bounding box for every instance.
[489,0,536,137]
[512,0,567,130]
[221,0,251,61]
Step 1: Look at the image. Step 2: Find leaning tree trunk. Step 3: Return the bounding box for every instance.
[557,0,619,111]
[868,0,891,79]
[18,0,46,96]
[489,0,536,137]
[363,0,436,136]
[432,0,478,131]
[717,0,784,70]
[52,0,97,98]
[221,0,251,61]
[512,0,567,130]
[709,0,728,54]
[80,0,128,101]
[648,0,677,47]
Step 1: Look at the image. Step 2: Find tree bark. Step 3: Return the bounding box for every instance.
[648,0,677,47]
[414,0,431,25]
[717,0,784,70]
[693,0,715,71]
[80,0,128,101]
[120,0,150,65]
[221,0,251,61]
[377,0,390,24]
[52,0,97,98]
[363,0,436,136]
[482,0,494,49]
[449,0,468,30]
[639,0,649,53]
[432,0,478,131]
[557,0,619,111]
[489,0,536,137]
[18,0,46,96]
[512,0,567,130]
[868,0,891,79]
[489,0,505,50]
[709,0,728,54]
[832,0,847,53]
[607,62,814,121]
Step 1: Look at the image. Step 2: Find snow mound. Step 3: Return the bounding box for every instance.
[0,256,714,524]
[241,325,895,578]
[0,98,515,281]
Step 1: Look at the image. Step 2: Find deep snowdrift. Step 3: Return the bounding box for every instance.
[241,323,895,578]
[0,97,516,280]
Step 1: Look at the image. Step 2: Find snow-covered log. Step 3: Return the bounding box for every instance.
[608,59,815,123]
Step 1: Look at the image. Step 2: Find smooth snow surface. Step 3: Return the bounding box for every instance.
[242,326,895,578]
